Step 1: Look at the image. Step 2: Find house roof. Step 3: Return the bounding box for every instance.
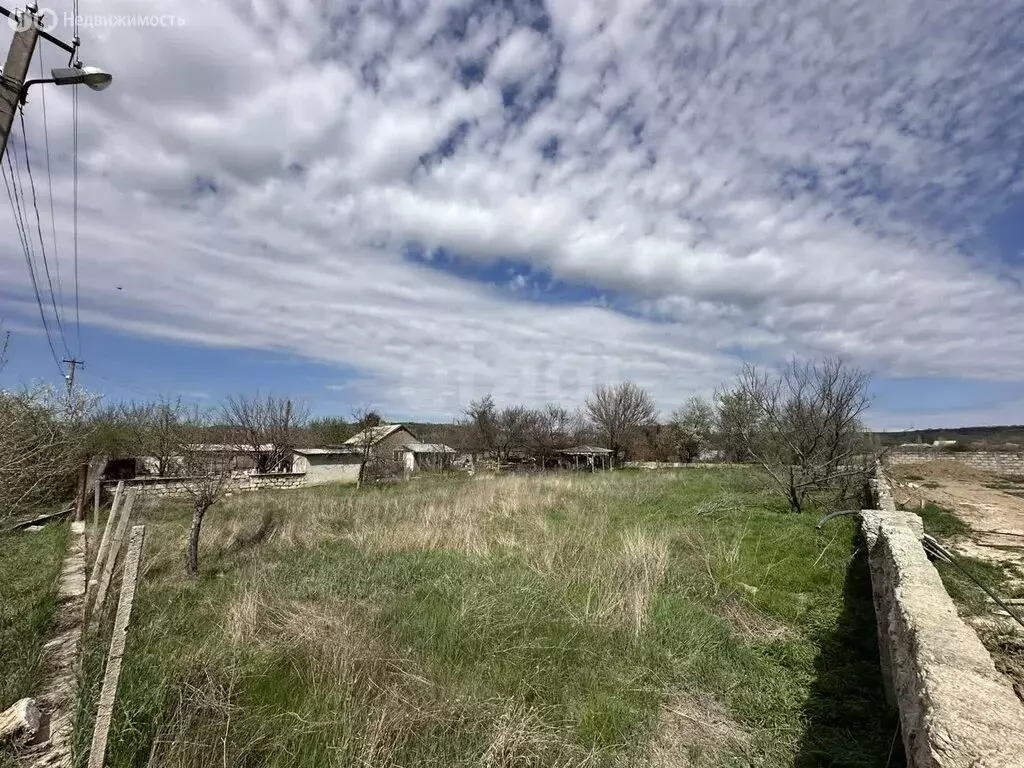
[186,443,275,453]
[293,447,361,456]
[342,423,416,446]
[402,443,456,454]
[559,445,614,455]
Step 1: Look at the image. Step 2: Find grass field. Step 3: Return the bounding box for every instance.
[0,523,68,709]
[74,469,898,767]
[0,522,68,768]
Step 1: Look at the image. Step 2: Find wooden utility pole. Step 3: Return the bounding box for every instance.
[0,3,40,160]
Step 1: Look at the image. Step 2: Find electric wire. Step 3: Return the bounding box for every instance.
[3,153,63,373]
[19,106,71,357]
[37,47,66,327]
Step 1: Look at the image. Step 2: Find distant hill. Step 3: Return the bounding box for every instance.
[876,425,1024,449]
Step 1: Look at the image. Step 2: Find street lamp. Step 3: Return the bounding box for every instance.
[20,65,113,103]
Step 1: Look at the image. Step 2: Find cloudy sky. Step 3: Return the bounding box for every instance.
[2,0,1023,429]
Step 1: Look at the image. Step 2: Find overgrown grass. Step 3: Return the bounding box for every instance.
[0,523,68,708]
[917,503,972,538]
[0,523,68,768]
[74,470,897,767]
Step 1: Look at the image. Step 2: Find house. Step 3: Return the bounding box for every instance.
[342,424,457,474]
[291,447,363,485]
[342,424,420,457]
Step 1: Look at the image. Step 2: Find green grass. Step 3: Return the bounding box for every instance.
[0,523,68,768]
[74,470,898,767]
[0,523,69,708]
[917,503,971,538]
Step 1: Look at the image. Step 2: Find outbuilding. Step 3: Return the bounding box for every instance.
[291,447,363,485]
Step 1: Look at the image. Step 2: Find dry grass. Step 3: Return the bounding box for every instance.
[651,693,751,767]
[69,469,897,768]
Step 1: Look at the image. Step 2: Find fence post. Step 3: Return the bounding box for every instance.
[88,525,146,768]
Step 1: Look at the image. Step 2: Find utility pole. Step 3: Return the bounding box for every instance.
[62,357,84,397]
[0,3,40,159]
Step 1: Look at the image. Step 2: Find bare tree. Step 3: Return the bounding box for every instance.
[525,404,574,468]
[350,406,387,487]
[461,396,531,463]
[222,393,310,474]
[670,396,716,462]
[176,412,234,575]
[493,404,531,464]
[463,394,497,458]
[585,382,657,464]
[731,358,874,513]
[1,334,98,519]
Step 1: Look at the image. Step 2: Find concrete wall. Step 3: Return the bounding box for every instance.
[124,472,307,499]
[302,455,361,486]
[885,448,1024,474]
[863,470,1024,767]
[622,461,742,469]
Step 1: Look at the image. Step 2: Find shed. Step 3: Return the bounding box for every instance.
[398,443,457,472]
[291,447,362,485]
[559,446,614,472]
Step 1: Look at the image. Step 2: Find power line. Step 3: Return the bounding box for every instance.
[19,105,71,357]
[37,47,65,326]
[3,151,63,373]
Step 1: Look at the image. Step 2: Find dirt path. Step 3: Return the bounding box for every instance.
[889,462,1024,583]
[889,462,1024,698]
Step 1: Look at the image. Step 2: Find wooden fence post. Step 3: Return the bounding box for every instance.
[91,488,137,621]
[86,481,125,612]
[87,525,145,768]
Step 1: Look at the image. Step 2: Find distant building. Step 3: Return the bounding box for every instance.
[932,440,958,447]
[291,447,362,485]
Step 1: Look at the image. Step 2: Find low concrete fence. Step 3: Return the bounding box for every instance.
[862,470,1024,766]
[118,472,307,499]
[621,461,741,470]
[885,448,1024,474]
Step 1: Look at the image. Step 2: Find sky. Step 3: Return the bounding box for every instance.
[1,0,1023,430]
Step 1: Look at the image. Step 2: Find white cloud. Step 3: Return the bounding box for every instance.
[1,0,1023,420]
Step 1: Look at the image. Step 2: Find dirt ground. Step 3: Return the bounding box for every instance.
[888,462,1024,697]
[889,462,1024,575]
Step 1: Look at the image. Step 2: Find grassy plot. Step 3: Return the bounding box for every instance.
[0,523,68,708]
[75,470,898,767]
[0,523,68,768]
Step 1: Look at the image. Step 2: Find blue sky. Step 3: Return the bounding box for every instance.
[2,0,1023,429]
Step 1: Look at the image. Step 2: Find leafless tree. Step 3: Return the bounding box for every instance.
[731,358,874,513]
[222,393,310,474]
[463,394,497,458]
[493,404,531,463]
[670,396,716,462]
[176,412,234,575]
[585,382,657,464]
[462,395,532,463]
[350,406,384,487]
[525,404,574,468]
[1,334,98,519]
[98,397,190,475]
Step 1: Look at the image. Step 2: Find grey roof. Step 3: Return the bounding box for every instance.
[342,423,416,446]
[402,443,456,454]
[559,445,614,455]
[293,447,361,456]
[187,443,275,453]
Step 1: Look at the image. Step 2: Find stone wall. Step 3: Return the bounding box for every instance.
[123,472,307,499]
[862,469,1024,767]
[885,448,1024,474]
